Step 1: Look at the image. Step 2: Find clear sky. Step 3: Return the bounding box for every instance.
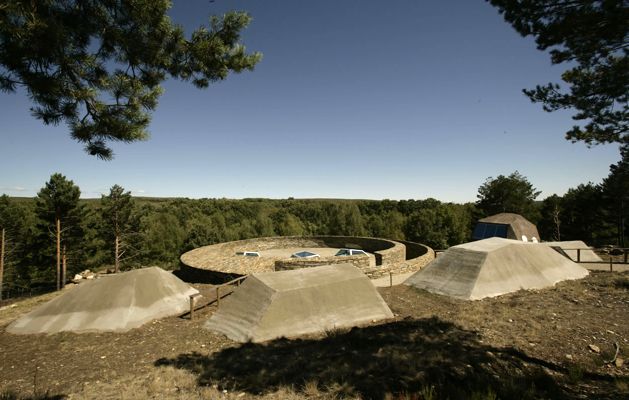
[0,0,621,203]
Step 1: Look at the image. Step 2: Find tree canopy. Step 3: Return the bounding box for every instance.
[0,0,261,159]
[488,0,628,149]
[476,171,541,220]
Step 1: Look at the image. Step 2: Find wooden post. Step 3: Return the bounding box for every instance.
[62,245,67,289]
[56,218,61,291]
[610,256,613,272]
[216,286,220,307]
[0,228,5,301]
[577,249,581,262]
[189,295,195,320]
[389,272,393,287]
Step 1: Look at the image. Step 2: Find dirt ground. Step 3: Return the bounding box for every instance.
[1,271,628,399]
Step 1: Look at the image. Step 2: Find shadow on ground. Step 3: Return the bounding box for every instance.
[155,317,605,399]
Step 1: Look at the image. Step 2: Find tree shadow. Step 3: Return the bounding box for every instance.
[155,317,590,399]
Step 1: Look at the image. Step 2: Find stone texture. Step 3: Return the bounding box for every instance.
[180,236,432,282]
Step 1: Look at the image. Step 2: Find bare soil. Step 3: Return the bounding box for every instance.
[1,271,628,399]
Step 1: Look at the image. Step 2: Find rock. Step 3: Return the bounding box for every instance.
[566,354,573,360]
[616,357,624,368]
[508,319,513,323]
[588,344,601,353]
[73,274,82,281]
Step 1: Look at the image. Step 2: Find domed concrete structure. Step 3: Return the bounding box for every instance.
[473,213,540,242]
[404,237,588,300]
[7,267,198,334]
[205,263,393,342]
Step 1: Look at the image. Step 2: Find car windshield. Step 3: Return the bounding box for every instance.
[293,251,317,257]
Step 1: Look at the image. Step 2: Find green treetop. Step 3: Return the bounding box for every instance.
[488,0,628,149]
[0,0,261,159]
[476,171,541,220]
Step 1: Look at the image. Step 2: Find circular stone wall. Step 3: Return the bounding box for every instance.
[180,236,434,283]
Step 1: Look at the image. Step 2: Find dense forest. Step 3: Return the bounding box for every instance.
[0,151,626,297]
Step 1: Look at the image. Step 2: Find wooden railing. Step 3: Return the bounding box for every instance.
[559,247,629,271]
[188,275,248,320]
[433,246,628,271]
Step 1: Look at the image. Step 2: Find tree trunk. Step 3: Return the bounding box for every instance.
[0,228,5,301]
[115,235,120,273]
[56,217,61,291]
[62,245,67,289]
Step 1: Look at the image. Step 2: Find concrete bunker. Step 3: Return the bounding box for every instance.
[543,240,603,262]
[205,263,394,342]
[404,237,588,300]
[7,267,198,334]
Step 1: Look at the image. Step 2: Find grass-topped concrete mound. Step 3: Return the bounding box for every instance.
[180,236,434,283]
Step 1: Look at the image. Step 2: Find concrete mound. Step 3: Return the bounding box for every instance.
[543,240,602,262]
[7,267,198,334]
[404,237,588,300]
[205,263,393,342]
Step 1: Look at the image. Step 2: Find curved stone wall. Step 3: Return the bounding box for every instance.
[275,254,371,271]
[180,235,431,283]
[313,236,405,266]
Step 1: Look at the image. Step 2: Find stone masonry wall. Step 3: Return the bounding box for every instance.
[274,255,370,271]
[179,235,428,282]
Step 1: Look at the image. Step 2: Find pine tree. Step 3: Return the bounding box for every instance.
[0,1,261,159]
[476,171,541,221]
[101,185,136,272]
[35,173,82,289]
[488,0,628,148]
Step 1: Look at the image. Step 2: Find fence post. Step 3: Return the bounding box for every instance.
[189,295,195,320]
[577,249,581,262]
[389,272,393,288]
[216,286,220,307]
[610,256,613,272]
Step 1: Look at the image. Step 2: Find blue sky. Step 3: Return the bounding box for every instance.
[0,0,621,203]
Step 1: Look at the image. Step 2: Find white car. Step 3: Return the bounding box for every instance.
[235,251,260,257]
[291,251,320,258]
[335,248,367,256]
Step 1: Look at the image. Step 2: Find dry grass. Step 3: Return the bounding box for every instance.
[66,367,346,400]
[1,272,628,399]
[0,291,62,327]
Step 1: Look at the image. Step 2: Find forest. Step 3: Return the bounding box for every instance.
[0,150,626,298]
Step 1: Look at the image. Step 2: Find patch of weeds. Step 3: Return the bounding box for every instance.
[614,276,629,290]
[567,362,585,384]
[615,377,629,392]
[470,387,497,400]
[0,391,64,400]
[302,380,321,397]
[324,326,349,338]
[419,384,436,400]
